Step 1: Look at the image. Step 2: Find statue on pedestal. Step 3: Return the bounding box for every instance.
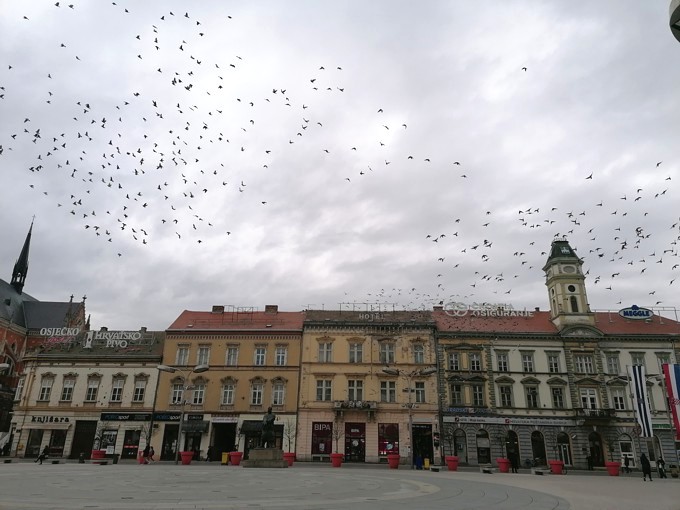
[260,406,276,448]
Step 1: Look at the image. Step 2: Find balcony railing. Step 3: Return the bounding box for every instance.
[574,408,616,419]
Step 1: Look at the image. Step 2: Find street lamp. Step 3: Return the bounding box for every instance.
[157,364,209,464]
[382,366,437,469]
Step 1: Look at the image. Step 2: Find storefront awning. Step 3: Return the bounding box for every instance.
[240,420,262,433]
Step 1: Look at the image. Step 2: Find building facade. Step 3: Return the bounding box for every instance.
[434,238,680,470]
[156,305,303,461]
[298,309,439,465]
[10,328,163,460]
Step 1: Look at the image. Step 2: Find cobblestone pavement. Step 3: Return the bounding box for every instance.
[0,461,677,510]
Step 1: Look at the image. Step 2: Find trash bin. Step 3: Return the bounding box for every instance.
[112,454,120,465]
[670,464,678,478]
[221,452,229,465]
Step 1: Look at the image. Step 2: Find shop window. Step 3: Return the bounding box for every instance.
[378,423,399,456]
[101,430,118,451]
[311,422,332,455]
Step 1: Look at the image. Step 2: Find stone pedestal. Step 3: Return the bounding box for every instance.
[242,448,288,468]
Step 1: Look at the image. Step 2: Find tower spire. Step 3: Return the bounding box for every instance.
[11,220,33,295]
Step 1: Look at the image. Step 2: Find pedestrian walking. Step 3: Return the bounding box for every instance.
[148,446,155,463]
[35,446,49,465]
[657,457,667,479]
[509,452,519,473]
[640,453,652,481]
[624,455,631,474]
[206,445,213,462]
[586,454,594,471]
[142,445,150,464]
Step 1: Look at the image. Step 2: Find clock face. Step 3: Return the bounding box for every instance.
[563,266,576,273]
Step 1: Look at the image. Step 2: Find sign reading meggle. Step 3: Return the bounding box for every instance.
[618,305,654,320]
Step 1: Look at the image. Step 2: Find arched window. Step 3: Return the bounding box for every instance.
[570,296,579,313]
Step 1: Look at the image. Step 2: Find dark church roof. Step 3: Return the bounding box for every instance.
[0,279,36,327]
[23,301,79,331]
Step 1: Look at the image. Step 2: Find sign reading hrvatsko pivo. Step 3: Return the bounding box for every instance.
[618,305,654,320]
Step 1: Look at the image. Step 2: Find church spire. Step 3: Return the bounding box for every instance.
[11,220,33,295]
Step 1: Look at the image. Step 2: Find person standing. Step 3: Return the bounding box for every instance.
[206,445,213,462]
[142,444,150,464]
[509,451,519,473]
[623,455,631,474]
[586,453,594,471]
[148,446,155,463]
[657,457,667,479]
[640,453,653,481]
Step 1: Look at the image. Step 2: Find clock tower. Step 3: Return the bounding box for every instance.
[542,238,595,329]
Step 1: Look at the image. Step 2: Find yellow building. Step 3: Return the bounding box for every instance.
[155,305,303,461]
[298,309,439,465]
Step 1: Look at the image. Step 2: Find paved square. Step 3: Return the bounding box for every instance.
[0,462,677,510]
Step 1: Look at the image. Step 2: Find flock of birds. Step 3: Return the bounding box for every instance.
[1,2,678,314]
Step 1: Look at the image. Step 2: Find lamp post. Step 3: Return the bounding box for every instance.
[382,366,437,469]
[157,364,209,465]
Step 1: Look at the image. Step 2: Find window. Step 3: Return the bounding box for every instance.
[171,383,184,404]
[133,379,146,402]
[349,342,363,363]
[379,343,395,364]
[100,430,118,451]
[316,379,332,401]
[521,353,535,373]
[348,380,363,401]
[272,381,285,405]
[575,355,594,374]
[254,346,266,366]
[526,386,539,408]
[499,386,513,407]
[38,377,54,401]
[657,354,671,372]
[275,346,287,366]
[631,353,646,368]
[606,354,620,375]
[570,295,579,313]
[197,346,210,365]
[548,354,560,373]
[612,387,626,410]
[450,384,463,405]
[251,382,263,405]
[551,387,565,408]
[380,381,396,403]
[14,377,25,401]
[226,346,239,366]
[580,388,598,409]
[221,382,235,405]
[176,346,189,366]
[318,342,333,363]
[413,344,425,364]
[85,379,99,402]
[472,384,484,406]
[378,423,400,456]
[60,378,75,402]
[414,381,425,403]
[192,383,205,405]
[448,352,460,371]
[110,378,124,402]
[469,353,481,371]
[497,353,509,372]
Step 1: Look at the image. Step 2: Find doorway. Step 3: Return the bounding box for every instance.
[588,431,605,467]
[49,430,67,458]
[161,424,178,460]
[211,423,236,461]
[476,429,490,464]
[122,429,141,459]
[344,422,366,462]
[25,429,43,458]
[70,420,97,459]
[454,428,467,463]
[412,423,433,467]
[530,431,547,465]
[556,432,573,465]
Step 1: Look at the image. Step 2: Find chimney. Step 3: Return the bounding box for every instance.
[140,327,147,333]
[264,305,278,314]
[100,326,108,332]
[211,305,225,314]
[534,307,540,312]
[433,305,443,311]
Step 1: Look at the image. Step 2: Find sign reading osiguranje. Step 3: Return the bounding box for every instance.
[444,302,534,318]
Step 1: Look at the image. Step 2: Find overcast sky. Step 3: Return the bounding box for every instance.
[1,1,679,331]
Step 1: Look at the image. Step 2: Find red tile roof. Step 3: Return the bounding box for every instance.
[433,310,680,336]
[167,309,305,331]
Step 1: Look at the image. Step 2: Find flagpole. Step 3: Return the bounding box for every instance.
[660,364,680,467]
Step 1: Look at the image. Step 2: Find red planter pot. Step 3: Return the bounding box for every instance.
[387,453,401,469]
[180,451,194,465]
[138,451,146,464]
[283,452,296,467]
[445,455,459,471]
[548,460,564,475]
[496,458,511,473]
[605,461,621,476]
[229,451,243,466]
[330,453,344,468]
[91,449,106,460]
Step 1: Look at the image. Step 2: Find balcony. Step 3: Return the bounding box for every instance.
[333,400,377,421]
[574,408,616,423]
